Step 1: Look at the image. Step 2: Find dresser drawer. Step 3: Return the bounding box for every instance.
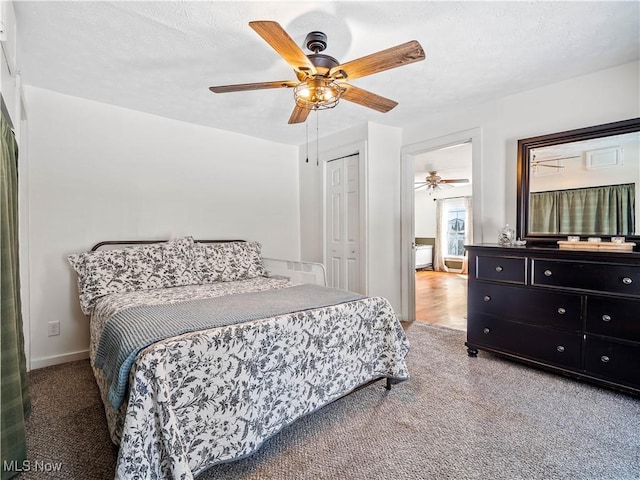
[585,336,640,388]
[467,315,582,369]
[468,283,582,331]
[532,259,640,296]
[476,255,526,284]
[586,297,640,342]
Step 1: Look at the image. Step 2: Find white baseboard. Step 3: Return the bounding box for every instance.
[30,349,90,370]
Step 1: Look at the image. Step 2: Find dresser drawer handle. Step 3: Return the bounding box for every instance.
[544,269,553,277]
[622,277,633,285]
[556,345,565,353]
[557,307,566,315]
[602,314,611,322]
[601,355,610,363]
[483,327,491,334]
[483,295,491,302]
[495,266,503,272]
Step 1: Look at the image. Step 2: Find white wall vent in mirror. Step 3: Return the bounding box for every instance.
[585,146,623,169]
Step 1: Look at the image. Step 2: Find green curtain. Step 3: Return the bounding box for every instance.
[1,112,30,479]
[529,191,558,234]
[530,184,635,235]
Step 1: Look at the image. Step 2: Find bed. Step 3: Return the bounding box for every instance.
[68,237,410,479]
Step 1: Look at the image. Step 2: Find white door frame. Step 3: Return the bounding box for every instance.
[16,77,31,370]
[322,141,368,294]
[400,128,483,322]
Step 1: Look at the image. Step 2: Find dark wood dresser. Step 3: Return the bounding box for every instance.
[466,244,640,395]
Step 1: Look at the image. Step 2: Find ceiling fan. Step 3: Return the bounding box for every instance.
[415,171,470,192]
[209,21,425,124]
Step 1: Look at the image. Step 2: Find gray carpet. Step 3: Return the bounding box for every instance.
[23,323,640,480]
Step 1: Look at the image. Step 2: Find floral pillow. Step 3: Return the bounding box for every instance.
[68,237,196,315]
[192,241,267,283]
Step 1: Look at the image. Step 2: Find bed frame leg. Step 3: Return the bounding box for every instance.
[385,378,392,390]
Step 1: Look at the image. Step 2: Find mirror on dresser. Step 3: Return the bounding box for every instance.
[517,118,640,247]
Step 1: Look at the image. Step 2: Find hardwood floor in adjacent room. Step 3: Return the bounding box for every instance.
[415,270,467,331]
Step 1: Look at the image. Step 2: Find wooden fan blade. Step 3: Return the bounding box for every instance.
[288,104,311,124]
[249,21,317,76]
[330,40,425,81]
[441,178,470,184]
[340,84,398,113]
[209,80,297,93]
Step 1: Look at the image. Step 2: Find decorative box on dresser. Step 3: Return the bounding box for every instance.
[465,244,640,396]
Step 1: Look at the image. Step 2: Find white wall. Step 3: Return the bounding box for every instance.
[366,122,403,308]
[25,86,300,368]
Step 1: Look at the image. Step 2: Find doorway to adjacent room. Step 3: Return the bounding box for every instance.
[400,127,482,327]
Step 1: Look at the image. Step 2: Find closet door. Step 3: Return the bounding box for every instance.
[326,154,360,293]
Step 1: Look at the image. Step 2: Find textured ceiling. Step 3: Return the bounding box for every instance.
[14,1,640,146]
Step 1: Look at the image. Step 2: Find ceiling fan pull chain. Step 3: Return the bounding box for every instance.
[316,109,319,167]
[305,120,309,163]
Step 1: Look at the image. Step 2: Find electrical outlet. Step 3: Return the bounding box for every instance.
[48,321,60,337]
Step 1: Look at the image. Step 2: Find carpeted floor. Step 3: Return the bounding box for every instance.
[23,323,640,480]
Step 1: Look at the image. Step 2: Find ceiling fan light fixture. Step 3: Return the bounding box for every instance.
[293,77,344,110]
[426,183,440,195]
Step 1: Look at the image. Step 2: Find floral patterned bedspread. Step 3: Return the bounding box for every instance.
[89,278,410,480]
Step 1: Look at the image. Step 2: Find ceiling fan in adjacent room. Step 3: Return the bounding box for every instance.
[209,20,425,124]
[415,171,470,193]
